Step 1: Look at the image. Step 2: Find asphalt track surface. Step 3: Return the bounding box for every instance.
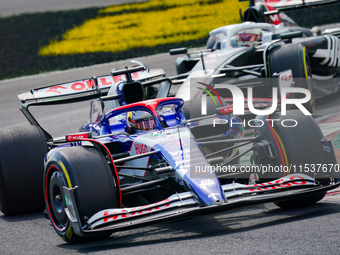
[1,51,340,255]
[0,0,143,17]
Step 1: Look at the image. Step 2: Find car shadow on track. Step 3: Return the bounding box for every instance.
[0,212,46,222]
[57,202,340,253]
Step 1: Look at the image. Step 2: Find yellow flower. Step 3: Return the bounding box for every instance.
[39,0,248,56]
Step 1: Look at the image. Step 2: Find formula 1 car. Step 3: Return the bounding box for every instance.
[0,66,338,243]
[169,18,340,111]
[252,0,339,11]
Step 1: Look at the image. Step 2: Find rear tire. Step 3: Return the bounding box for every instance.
[268,43,315,114]
[255,110,331,208]
[0,126,48,216]
[44,146,119,243]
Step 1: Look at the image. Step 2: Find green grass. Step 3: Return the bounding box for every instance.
[0,8,100,80]
[0,1,338,80]
[0,1,238,80]
[0,7,207,80]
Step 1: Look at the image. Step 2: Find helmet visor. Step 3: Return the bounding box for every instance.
[135,118,155,130]
[238,33,260,42]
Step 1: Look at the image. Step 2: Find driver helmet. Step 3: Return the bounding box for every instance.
[127,111,156,132]
[236,29,262,47]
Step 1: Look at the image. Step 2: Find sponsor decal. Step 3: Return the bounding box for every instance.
[33,71,147,98]
[199,179,216,188]
[264,4,281,25]
[69,141,82,147]
[279,69,293,89]
[134,143,149,154]
[66,133,91,142]
[247,177,307,192]
[145,101,158,106]
[269,13,281,25]
[102,199,171,223]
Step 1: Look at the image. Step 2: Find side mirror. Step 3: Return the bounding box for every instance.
[169,47,188,55]
[281,31,303,40]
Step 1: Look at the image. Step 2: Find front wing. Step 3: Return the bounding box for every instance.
[62,174,339,237]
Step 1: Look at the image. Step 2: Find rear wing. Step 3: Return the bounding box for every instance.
[241,0,339,10]
[18,66,167,141]
[18,66,165,104]
[258,0,339,10]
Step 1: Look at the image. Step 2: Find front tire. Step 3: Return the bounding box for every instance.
[255,110,332,208]
[44,146,119,243]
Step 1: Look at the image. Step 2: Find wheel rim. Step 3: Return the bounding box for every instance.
[45,166,68,232]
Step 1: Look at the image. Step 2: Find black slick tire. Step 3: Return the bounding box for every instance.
[0,126,48,216]
[268,43,315,114]
[255,110,331,209]
[44,146,119,243]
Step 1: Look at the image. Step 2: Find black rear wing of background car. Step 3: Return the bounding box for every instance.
[240,0,339,10]
[240,0,339,28]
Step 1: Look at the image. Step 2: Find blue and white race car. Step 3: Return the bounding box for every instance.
[0,66,338,243]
